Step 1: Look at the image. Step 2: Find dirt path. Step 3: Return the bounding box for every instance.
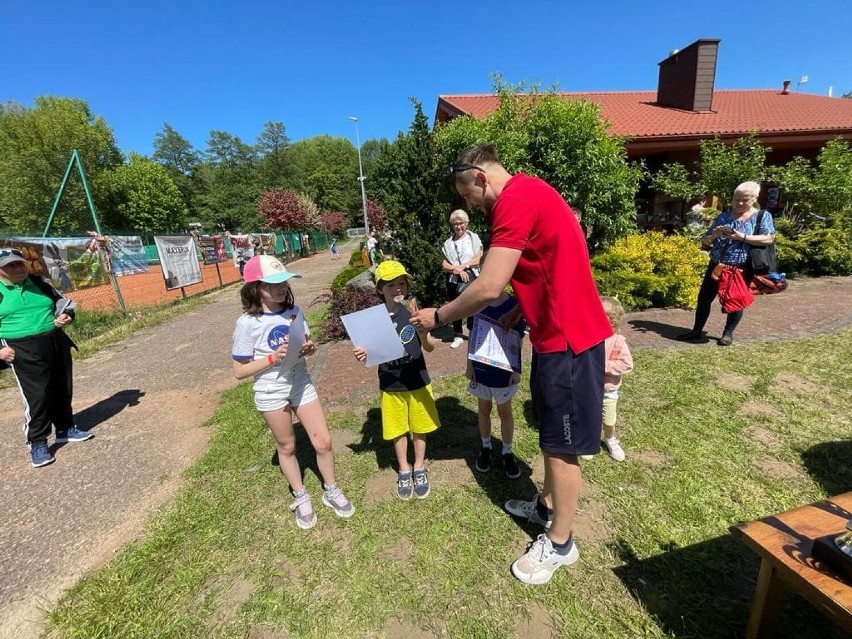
[0,244,349,639]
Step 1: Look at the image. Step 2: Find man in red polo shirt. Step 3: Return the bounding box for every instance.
[411,144,612,585]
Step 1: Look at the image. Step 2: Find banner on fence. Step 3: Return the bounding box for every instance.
[107,235,148,276]
[0,236,109,292]
[154,236,202,290]
[198,234,228,265]
[249,233,276,256]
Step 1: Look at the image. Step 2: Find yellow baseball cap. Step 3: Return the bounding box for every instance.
[374,260,412,283]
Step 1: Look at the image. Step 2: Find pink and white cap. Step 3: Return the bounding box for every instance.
[243,255,302,284]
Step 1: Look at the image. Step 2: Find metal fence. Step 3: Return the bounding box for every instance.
[1,229,331,314]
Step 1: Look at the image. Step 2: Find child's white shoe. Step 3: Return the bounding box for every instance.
[604,437,626,462]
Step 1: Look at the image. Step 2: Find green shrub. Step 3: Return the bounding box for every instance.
[348,247,365,267]
[592,232,706,311]
[774,217,852,276]
[331,265,368,292]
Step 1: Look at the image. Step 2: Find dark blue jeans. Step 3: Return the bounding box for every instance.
[692,263,744,336]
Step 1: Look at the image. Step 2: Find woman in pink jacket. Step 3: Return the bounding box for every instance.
[583,297,634,462]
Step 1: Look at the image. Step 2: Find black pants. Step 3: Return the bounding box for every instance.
[2,330,75,445]
[445,279,464,336]
[692,263,745,336]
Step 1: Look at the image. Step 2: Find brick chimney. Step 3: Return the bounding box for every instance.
[657,39,721,111]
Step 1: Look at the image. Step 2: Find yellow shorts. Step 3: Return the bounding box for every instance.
[380,385,440,440]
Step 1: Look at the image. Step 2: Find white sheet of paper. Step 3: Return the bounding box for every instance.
[341,303,405,367]
[468,314,521,373]
[277,309,307,375]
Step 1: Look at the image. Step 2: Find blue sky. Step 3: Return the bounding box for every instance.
[3,0,850,156]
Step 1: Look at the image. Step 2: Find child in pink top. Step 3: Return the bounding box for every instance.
[583,296,634,461]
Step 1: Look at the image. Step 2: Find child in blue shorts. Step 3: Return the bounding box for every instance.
[353,260,440,499]
[466,290,526,478]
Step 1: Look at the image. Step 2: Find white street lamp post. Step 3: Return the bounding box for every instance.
[348,116,369,235]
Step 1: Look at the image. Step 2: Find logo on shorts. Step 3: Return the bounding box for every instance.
[562,414,572,445]
[268,324,290,350]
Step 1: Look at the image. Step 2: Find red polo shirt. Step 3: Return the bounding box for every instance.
[489,174,612,354]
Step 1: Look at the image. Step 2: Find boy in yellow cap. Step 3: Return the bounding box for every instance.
[353,260,440,499]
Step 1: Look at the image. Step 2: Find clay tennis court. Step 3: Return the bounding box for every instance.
[66,262,243,311]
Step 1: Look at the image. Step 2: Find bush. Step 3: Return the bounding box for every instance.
[776,223,852,276]
[592,232,707,311]
[317,289,380,342]
[331,265,369,292]
[348,247,365,267]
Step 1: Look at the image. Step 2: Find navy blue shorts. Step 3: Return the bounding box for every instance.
[530,342,605,456]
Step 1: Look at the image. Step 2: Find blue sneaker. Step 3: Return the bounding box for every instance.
[55,427,92,443]
[397,471,413,500]
[29,442,55,468]
[413,468,430,499]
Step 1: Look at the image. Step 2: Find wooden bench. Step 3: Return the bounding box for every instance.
[730,491,852,638]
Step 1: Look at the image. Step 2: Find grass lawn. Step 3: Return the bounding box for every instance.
[46,329,852,638]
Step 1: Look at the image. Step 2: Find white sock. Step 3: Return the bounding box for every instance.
[502,442,513,455]
[481,436,492,449]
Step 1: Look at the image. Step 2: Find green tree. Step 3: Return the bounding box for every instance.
[256,121,293,189]
[370,100,446,305]
[652,133,769,209]
[0,97,123,235]
[286,135,360,223]
[104,153,187,232]
[433,82,643,250]
[198,130,260,231]
[152,123,201,219]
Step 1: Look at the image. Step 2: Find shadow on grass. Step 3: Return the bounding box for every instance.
[347,396,480,468]
[521,399,538,432]
[611,534,849,638]
[801,439,852,496]
[627,319,714,342]
[346,394,541,532]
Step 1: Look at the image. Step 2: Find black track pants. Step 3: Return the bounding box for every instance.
[2,330,75,445]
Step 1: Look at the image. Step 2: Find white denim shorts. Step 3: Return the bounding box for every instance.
[466,381,519,405]
[253,362,318,412]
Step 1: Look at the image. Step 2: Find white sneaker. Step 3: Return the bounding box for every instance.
[580,454,594,461]
[511,533,580,585]
[604,437,626,462]
[504,495,552,529]
[450,337,464,349]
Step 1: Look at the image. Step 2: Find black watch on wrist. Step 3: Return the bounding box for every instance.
[434,308,443,327]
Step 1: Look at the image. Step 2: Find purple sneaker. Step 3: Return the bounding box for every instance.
[322,484,355,518]
[289,492,317,530]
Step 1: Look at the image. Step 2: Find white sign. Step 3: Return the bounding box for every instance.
[153,236,202,290]
[277,308,307,375]
[468,313,521,373]
[341,304,406,367]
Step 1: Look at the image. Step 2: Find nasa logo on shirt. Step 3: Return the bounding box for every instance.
[268,325,290,350]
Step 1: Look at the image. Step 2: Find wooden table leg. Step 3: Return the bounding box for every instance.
[747,558,786,638]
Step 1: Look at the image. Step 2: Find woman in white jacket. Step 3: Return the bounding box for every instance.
[441,209,482,348]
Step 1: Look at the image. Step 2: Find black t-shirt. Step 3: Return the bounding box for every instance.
[377,307,430,392]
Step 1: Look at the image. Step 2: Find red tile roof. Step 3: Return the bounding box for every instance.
[437,90,852,140]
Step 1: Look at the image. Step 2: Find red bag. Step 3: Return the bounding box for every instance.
[749,273,788,295]
[717,266,754,313]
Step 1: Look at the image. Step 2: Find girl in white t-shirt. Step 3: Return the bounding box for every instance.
[232,255,353,529]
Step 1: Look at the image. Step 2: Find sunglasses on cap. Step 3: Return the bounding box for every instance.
[0,249,24,258]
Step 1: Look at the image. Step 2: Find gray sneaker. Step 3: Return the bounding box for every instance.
[322,484,355,518]
[289,492,317,530]
[511,533,580,585]
[504,495,552,529]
